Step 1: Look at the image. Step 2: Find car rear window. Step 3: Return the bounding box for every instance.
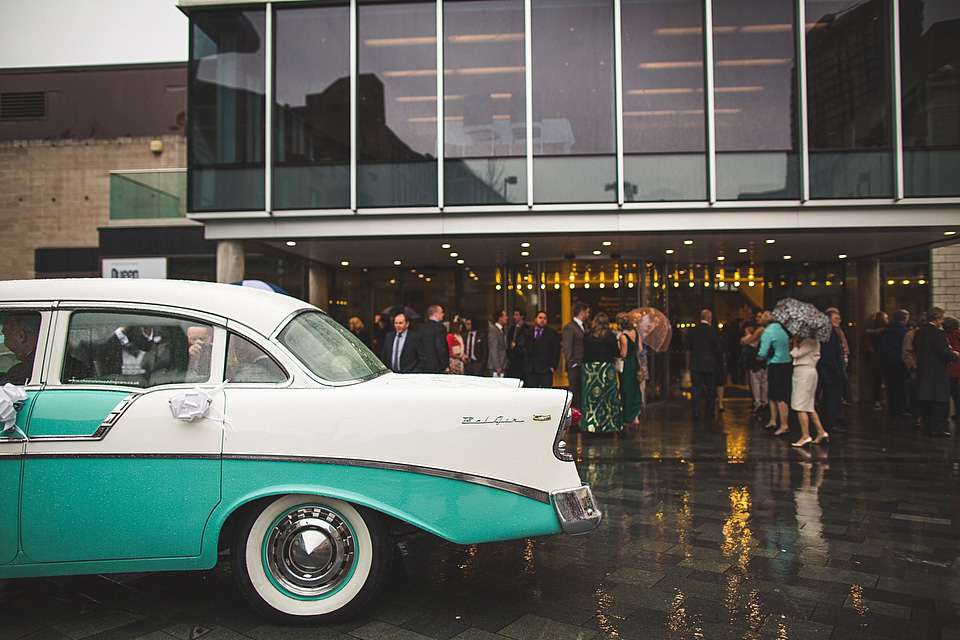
[278,311,386,383]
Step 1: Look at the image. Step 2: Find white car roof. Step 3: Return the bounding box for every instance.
[0,279,316,336]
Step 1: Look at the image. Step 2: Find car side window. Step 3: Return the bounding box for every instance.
[0,311,44,385]
[226,334,287,384]
[65,312,215,388]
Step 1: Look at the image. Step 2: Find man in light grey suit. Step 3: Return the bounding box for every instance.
[487,309,508,377]
[561,302,590,409]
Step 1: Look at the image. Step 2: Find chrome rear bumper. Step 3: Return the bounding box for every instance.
[552,485,602,534]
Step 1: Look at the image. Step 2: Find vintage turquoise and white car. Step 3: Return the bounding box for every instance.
[0,279,599,623]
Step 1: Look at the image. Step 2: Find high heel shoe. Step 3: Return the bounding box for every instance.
[813,433,829,445]
[791,436,813,447]
[773,427,790,436]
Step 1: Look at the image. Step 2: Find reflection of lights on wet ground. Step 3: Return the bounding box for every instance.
[723,421,748,463]
[850,584,869,617]
[721,486,754,574]
[523,538,535,574]
[669,589,687,632]
[457,544,478,574]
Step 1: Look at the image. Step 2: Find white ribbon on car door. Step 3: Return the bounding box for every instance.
[0,383,28,439]
[169,381,231,428]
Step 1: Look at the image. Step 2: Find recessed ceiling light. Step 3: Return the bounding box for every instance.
[783,255,792,260]
[393,260,402,265]
[665,249,675,254]
[449,252,458,257]
[602,241,612,246]
[520,251,530,257]
[441,243,451,249]
[838,254,848,259]
[739,248,748,253]
[946,231,956,236]
[717,256,725,261]
[340,260,349,266]
[593,250,602,255]
[457,259,465,264]
[683,239,693,245]
[766,239,776,244]
[286,241,297,247]
[521,242,531,248]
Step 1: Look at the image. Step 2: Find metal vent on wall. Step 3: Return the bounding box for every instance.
[0,92,46,120]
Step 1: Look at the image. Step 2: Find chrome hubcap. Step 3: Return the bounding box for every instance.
[266,506,355,597]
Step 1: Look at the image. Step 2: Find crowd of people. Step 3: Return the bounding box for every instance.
[354,302,648,434]
[350,300,960,442]
[686,303,960,445]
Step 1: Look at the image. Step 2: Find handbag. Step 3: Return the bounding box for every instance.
[613,357,624,373]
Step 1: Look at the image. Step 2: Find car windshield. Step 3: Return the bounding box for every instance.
[278,311,387,382]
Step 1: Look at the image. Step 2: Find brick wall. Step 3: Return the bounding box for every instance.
[932,243,960,316]
[0,135,186,280]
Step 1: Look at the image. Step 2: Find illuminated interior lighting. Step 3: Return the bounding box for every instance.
[765,238,776,244]
[340,260,349,266]
[684,240,694,245]
[665,249,675,254]
[457,259,465,264]
[393,260,402,265]
[887,279,895,285]
[739,248,748,253]
[449,252,458,257]
[717,256,725,261]
[717,58,792,67]
[602,241,612,246]
[521,242,531,247]
[285,241,296,247]
[918,279,927,285]
[521,251,530,257]
[946,231,957,236]
[441,243,451,249]
[638,61,703,70]
[741,23,792,33]
[628,88,695,95]
[838,254,847,259]
[490,93,513,99]
[902,279,910,285]
[783,255,792,260]
[363,36,436,47]
[593,250,602,255]
[496,284,502,290]
[447,33,524,44]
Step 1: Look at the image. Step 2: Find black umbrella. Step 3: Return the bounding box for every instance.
[771,298,832,342]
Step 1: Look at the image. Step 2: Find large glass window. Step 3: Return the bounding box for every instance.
[274,4,351,210]
[621,0,706,201]
[443,0,527,205]
[806,0,893,198]
[531,0,616,204]
[189,9,266,212]
[714,0,799,200]
[358,0,438,208]
[901,0,960,197]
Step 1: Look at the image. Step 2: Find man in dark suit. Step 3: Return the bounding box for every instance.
[380,313,420,373]
[417,305,449,373]
[1,312,41,384]
[507,309,530,380]
[524,311,560,388]
[562,302,590,409]
[914,307,959,437]
[462,317,487,376]
[487,310,508,377]
[684,309,723,419]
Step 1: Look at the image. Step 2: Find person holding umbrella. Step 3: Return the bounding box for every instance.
[790,335,829,447]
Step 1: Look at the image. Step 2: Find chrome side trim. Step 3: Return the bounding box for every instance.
[25,453,221,461]
[552,485,602,535]
[23,394,137,442]
[224,453,551,503]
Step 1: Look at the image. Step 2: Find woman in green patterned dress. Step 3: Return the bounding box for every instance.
[616,313,643,429]
[581,312,622,433]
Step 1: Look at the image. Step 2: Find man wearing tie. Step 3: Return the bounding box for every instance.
[524,311,561,388]
[487,309,508,377]
[562,302,590,409]
[380,313,420,373]
[417,305,449,373]
[507,309,530,379]
[462,317,487,376]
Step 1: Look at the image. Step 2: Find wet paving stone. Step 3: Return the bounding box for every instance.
[4,396,960,638]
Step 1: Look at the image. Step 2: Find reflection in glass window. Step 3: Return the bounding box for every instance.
[274,4,351,210]
[358,0,438,207]
[806,0,893,198]
[901,0,960,197]
[621,0,705,201]
[189,9,267,212]
[226,334,286,383]
[714,0,799,200]
[65,312,208,388]
[531,0,616,203]
[444,0,527,205]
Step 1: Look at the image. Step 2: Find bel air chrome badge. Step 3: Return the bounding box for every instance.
[462,416,524,425]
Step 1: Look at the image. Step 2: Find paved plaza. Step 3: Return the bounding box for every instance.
[3,392,960,640]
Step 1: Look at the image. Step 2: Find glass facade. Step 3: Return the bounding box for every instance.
[900,0,960,197]
[186,0,960,212]
[274,3,351,210]
[189,8,266,212]
[806,0,893,198]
